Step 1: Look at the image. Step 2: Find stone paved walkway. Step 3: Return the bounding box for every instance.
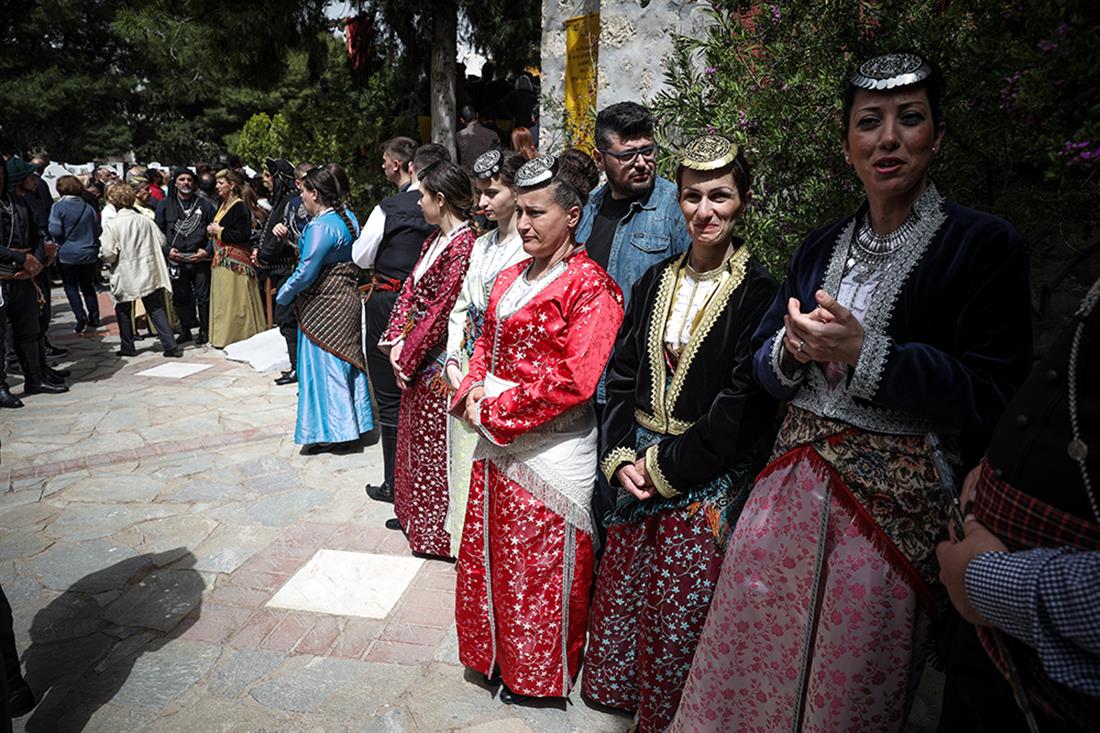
[0,291,630,733]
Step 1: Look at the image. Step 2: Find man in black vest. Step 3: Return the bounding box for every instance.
[352,139,446,503]
[155,167,215,345]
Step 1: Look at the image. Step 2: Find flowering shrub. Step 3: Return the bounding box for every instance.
[650,0,1100,291]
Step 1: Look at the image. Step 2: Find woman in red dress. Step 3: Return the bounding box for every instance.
[380,160,477,557]
[451,156,624,703]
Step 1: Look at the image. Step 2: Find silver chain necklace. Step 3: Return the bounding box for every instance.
[1067,276,1100,523]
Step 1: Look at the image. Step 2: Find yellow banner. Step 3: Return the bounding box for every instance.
[564,12,600,154]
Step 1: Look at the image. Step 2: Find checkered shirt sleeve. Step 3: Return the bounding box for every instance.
[965,548,1100,697]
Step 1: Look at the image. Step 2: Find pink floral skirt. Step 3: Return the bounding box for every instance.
[669,449,928,733]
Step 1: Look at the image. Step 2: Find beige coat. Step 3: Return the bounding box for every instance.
[99,208,173,303]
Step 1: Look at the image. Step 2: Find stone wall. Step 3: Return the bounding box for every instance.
[538,0,711,152]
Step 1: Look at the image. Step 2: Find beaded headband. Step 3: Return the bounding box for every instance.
[848,52,932,92]
[680,134,739,171]
[514,155,556,188]
[472,149,503,179]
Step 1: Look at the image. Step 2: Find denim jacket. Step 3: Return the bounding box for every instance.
[576,175,690,401]
[577,175,690,310]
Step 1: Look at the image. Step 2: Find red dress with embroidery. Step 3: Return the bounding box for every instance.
[451,250,624,697]
[383,225,476,557]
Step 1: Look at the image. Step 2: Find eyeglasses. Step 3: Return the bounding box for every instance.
[598,145,657,164]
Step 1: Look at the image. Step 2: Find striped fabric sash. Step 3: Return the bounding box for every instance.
[295,261,365,373]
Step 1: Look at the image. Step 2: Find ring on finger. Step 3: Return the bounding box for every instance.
[797,339,805,353]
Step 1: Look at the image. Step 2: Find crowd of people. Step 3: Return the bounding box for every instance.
[2,50,1098,733]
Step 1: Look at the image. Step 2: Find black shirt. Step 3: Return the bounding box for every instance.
[585,193,637,271]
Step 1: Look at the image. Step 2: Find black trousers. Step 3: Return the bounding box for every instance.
[0,585,18,733]
[116,290,178,353]
[366,289,402,490]
[171,261,211,336]
[59,262,99,325]
[1,281,43,383]
[270,271,298,369]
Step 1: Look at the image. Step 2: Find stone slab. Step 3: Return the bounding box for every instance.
[104,568,207,633]
[248,656,372,713]
[97,638,222,708]
[207,648,286,698]
[267,550,422,619]
[21,539,143,592]
[135,362,213,379]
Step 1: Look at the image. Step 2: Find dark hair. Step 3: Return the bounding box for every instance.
[413,143,451,179]
[676,147,753,197]
[324,163,351,202]
[199,172,216,193]
[380,136,417,166]
[459,105,477,124]
[841,51,945,138]
[558,149,600,195]
[227,154,244,170]
[422,161,476,220]
[496,151,527,186]
[595,101,654,151]
[303,166,358,237]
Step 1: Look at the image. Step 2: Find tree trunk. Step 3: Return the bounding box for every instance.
[430,0,458,161]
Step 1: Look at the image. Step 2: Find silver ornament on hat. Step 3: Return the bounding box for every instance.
[849,52,932,91]
[514,155,556,188]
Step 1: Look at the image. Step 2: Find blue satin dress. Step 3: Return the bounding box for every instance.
[276,209,374,445]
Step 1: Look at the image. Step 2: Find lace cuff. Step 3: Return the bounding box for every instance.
[600,446,637,484]
[645,443,679,498]
[849,327,891,400]
[770,326,806,388]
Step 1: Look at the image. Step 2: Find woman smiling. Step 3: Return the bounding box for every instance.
[582,135,779,732]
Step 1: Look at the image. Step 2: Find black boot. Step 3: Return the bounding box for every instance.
[274,368,297,386]
[177,329,193,344]
[45,341,68,358]
[365,425,398,502]
[18,341,67,394]
[0,384,22,409]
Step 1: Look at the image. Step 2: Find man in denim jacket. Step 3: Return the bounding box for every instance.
[577,102,690,540]
[577,102,690,314]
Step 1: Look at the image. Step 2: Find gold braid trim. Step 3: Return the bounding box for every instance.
[600,446,638,484]
[643,253,685,433]
[645,443,679,498]
[663,246,751,416]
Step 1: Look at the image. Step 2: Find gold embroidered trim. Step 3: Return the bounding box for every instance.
[645,443,679,498]
[665,246,751,413]
[600,446,637,483]
[643,253,685,434]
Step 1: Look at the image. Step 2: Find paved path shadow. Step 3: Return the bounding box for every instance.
[18,549,204,732]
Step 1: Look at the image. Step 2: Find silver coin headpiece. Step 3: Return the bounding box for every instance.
[848,52,932,92]
[514,155,557,188]
[473,149,503,179]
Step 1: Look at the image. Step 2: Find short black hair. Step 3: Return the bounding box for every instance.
[412,143,451,179]
[380,136,417,165]
[595,101,654,151]
[459,105,477,124]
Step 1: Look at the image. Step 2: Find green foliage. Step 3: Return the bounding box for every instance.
[651,0,1100,290]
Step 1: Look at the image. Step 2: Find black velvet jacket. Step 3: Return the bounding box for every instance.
[600,245,779,498]
[752,192,1034,462]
